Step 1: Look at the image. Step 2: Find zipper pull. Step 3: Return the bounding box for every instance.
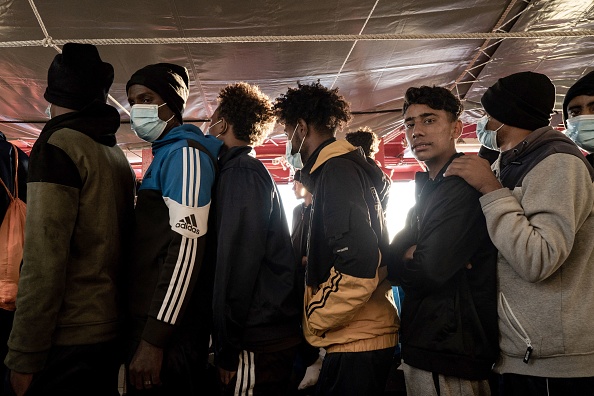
[523,343,533,364]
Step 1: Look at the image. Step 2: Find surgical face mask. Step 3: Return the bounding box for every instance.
[130,103,174,142]
[45,104,52,119]
[285,124,307,169]
[566,114,594,152]
[476,115,504,151]
[206,119,222,136]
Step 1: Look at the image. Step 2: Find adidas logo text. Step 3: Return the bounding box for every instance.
[175,214,200,235]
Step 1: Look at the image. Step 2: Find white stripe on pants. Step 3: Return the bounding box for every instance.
[234,350,255,396]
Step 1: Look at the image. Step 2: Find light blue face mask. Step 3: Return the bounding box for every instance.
[130,103,173,142]
[476,115,504,151]
[285,124,307,169]
[565,115,594,153]
[206,119,222,136]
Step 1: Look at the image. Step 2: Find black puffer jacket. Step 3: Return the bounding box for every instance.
[389,153,499,380]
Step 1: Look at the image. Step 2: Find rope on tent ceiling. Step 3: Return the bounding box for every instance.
[2,30,594,49]
[330,0,380,90]
[450,0,526,96]
[27,0,130,116]
[27,0,61,53]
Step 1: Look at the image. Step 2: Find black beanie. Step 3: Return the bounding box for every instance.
[562,70,594,126]
[481,71,555,131]
[44,43,114,111]
[126,63,189,123]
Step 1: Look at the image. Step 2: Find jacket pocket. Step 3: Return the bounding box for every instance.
[498,292,535,363]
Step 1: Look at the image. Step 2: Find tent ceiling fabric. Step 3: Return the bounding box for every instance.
[0,0,593,178]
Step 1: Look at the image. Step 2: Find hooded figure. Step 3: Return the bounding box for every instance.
[4,42,136,396]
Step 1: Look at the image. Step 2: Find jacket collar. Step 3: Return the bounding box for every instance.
[218,145,254,167]
[416,152,463,183]
[310,139,357,173]
[42,100,120,147]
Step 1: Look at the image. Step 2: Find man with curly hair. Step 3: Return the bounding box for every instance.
[274,82,398,395]
[345,126,380,159]
[209,82,302,396]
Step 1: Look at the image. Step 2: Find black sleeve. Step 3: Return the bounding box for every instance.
[393,179,485,297]
[213,166,273,371]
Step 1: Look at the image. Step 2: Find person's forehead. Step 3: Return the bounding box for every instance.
[567,94,594,109]
[127,84,162,100]
[403,103,444,119]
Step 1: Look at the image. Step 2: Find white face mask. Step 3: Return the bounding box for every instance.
[130,103,174,142]
[206,119,222,136]
[45,104,52,119]
[566,114,594,152]
[285,124,307,169]
[476,115,504,151]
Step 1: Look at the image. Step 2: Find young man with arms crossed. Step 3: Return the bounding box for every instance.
[390,86,498,396]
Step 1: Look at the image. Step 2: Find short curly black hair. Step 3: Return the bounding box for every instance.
[403,86,463,121]
[273,81,352,135]
[345,127,379,158]
[217,82,276,147]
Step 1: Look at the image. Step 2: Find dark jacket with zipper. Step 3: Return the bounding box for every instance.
[299,139,398,353]
[212,145,301,371]
[389,153,499,380]
[127,125,222,348]
[6,101,136,372]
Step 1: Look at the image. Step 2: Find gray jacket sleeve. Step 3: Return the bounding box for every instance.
[480,154,594,282]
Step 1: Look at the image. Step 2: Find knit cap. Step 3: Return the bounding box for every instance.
[44,43,114,110]
[126,63,189,123]
[562,70,594,126]
[481,71,555,131]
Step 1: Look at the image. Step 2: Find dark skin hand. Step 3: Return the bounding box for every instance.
[403,245,416,261]
[218,367,238,386]
[129,339,164,390]
[443,155,502,195]
[10,371,33,396]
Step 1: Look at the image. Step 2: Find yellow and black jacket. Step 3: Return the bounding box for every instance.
[300,138,398,353]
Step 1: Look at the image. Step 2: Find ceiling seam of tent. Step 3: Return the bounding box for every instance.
[449,0,523,96]
[530,2,594,81]
[169,0,211,119]
[329,0,380,89]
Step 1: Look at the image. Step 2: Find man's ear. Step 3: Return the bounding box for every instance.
[451,119,463,139]
[296,118,308,138]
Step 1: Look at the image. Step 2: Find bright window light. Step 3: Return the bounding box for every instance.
[278,180,417,240]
